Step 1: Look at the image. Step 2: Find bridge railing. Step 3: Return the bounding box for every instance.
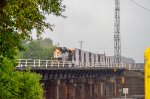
[17,59,75,68]
[17,59,127,69]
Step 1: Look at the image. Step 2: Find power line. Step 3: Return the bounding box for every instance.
[129,0,150,12]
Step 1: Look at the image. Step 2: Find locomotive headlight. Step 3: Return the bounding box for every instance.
[55,49,60,52]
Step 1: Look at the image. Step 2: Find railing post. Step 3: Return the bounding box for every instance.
[25,59,27,67]
[34,59,35,67]
[51,61,53,67]
[107,62,108,68]
[63,61,64,67]
[18,59,20,67]
[39,59,40,67]
[69,61,71,67]
[58,61,59,68]
[46,60,48,68]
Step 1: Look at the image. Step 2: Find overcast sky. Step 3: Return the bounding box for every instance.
[41,0,150,63]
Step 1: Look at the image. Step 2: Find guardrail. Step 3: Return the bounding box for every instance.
[17,59,128,69]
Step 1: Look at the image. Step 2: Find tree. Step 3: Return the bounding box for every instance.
[0,0,65,61]
[0,58,43,99]
[22,40,44,59]
[20,38,56,59]
[0,0,65,98]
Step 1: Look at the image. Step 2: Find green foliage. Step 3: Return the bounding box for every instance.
[0,58,44,99]
[0,0,65,98]
[0,71,43,99]
[20,38,56,59]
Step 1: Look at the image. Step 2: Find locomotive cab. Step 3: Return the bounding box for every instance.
[54,47,73,62]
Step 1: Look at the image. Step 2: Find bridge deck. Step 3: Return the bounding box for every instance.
[16,59,126,79]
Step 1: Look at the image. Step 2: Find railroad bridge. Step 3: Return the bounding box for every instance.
[17,59,143,99]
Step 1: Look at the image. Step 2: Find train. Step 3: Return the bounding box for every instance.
[53,47,112,67]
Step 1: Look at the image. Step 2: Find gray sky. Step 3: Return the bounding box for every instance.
[41,0,150,63]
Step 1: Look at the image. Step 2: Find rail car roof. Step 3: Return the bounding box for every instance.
[55,47,106,55]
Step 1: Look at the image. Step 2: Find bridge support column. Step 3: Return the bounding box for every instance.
[59,79,66,99]
[44,80,60,99]
[93,79,101,99]
[110,82,115,96]
[96,77,107,98]
[103,77,116,97]
[100,79,108,98]
[96,79,105,99]
[75,78,86,99]
[100,82,104,97]
[105,82,111,96]
[66,79,76,99]
[58,79,76,99]
[44,80,53,99]
[86,78,93,99]
[56,79,60,99]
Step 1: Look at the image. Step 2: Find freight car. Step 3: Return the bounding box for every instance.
[53,47,111,67]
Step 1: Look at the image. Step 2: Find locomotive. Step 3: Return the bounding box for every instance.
[53,47,111,67]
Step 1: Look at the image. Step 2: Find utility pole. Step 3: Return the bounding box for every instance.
[79,41,84,50]
[114,0,121,67]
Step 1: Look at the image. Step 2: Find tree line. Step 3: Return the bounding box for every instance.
[20,38,56,60]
